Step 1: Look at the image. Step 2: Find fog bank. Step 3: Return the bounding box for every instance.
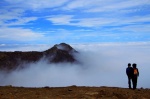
[0,43,150,88]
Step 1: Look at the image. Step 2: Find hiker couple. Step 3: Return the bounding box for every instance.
[126,63,139,89]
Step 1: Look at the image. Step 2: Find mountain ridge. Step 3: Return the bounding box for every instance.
[0,43,78,71]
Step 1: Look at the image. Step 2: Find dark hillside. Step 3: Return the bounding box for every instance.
[0,51,43,70]
[0,43,77,71]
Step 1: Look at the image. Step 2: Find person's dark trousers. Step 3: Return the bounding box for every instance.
[132,76,138,89]
[128,76,132,89]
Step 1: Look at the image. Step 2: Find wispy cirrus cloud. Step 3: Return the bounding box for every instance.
[0,27,44,42]
[47,14,150,27]
[3,0,69,10]
[85,0,150,12]
[0,0,150,44]
[63,0,150,13]
[47,14,117,27]
[1,17,38,27]
[0,0,70,26]
[47,15,74,25]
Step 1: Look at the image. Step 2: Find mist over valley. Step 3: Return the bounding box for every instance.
[0,42,150,88]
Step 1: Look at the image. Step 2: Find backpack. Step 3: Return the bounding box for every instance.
[133,68,138,75]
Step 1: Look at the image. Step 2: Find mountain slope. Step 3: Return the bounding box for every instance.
[0,43,78,71]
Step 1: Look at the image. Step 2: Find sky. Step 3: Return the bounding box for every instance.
[0,0,150,45]
[0,0,150,88]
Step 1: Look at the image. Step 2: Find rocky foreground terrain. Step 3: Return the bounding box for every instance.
[0,86,150,99]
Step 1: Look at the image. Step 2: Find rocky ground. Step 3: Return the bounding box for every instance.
[0,86,150,99]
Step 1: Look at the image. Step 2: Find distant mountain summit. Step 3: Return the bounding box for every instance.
[44,43,77,63]
[0,43,78,71]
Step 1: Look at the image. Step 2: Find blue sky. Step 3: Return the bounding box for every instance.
[0,0,150,45]
[0,0,150,88]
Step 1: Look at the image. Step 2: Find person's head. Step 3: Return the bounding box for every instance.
[132,63,137,68]
[128,63,131,67]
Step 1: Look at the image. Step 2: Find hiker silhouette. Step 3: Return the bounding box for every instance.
[132,63,139,89]
[126,63,133,89]
[126,63,139,89]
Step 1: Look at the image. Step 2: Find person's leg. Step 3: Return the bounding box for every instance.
[128,77,131,89]
[132,76,136,89]
[134,76,138,89]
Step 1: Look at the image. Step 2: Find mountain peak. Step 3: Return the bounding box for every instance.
[44,43,77,63]
[0,43,78,71]
[55,43,73,52]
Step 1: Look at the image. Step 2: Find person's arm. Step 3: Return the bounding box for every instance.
[126,68,130,76]
[137,68,139,77]
[126,68,128,75]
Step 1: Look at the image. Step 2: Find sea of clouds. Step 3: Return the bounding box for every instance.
[0,42,150,88]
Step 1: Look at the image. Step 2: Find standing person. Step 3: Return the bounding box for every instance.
[126,63,134,89]
[132,63,139,89]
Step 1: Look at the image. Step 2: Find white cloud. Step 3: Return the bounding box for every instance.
[1,0,150,28]
[47,15,116,27]
[5,17,38,26]
[0,27,44,41]
[63,0,113,11]
[0,8,38,27]
[121,15,150,25]
[116,24,150,33]
[71,18,116,27]
[4,0,149,12]
[63,0,150,12]
[4,0,69,10]
[47,14,150,28]
[0,9,24,26]
[0,9,24,20]
[47,15,73,25]
[0,42,150,88]
[0,0,149,44]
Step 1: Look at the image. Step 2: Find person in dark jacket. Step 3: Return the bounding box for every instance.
[126,63,133,89]
[132,63,139,89]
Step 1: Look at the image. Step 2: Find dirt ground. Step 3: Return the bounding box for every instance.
[0,85,150,99]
